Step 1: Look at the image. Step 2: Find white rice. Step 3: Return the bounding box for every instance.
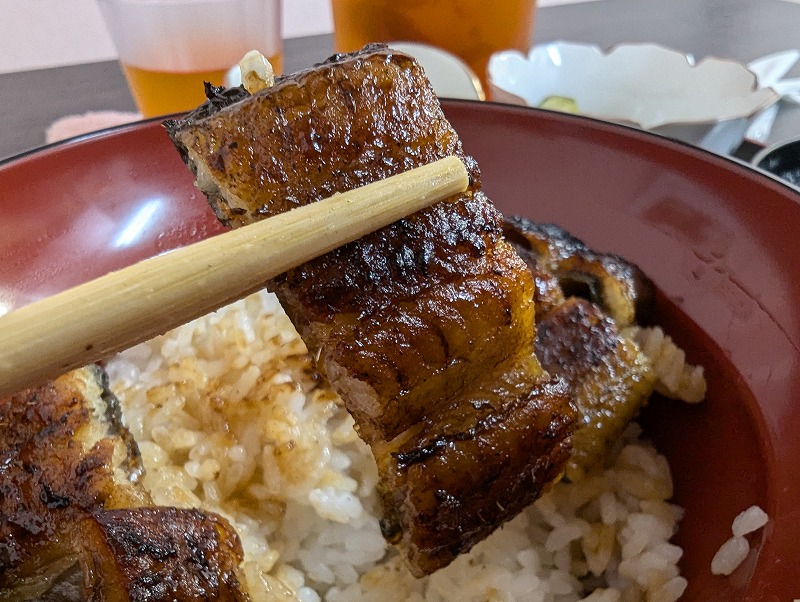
[731,505,768,538]
[710,537,750,577]
[625,326,706,404]
[710,505,769,577]
[106,290,693,601]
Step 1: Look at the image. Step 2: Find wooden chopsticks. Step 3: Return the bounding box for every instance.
[0,156,469,398]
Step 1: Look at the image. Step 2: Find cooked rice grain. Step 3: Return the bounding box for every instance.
[732,505,769,537]
[711,505,769,577]
[626,326,706,403]
[710,537,749,576]
[107,291,689,601]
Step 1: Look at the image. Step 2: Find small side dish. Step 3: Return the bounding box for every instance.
[488,42,778,129]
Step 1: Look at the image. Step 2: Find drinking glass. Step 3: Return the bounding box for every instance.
[97,0,282,117]
[330,0,536,94]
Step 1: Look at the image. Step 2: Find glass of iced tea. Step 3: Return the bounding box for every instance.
[330,0,536,95]
[97,0,282,118]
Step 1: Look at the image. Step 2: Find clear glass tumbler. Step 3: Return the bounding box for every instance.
[97,0,282,117]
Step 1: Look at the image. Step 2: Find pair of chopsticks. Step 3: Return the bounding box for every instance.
[0,157,469,399]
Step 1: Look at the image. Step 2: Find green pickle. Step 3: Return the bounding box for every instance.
[538,95,580,114]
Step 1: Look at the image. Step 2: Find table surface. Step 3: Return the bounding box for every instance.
[2,0,800,162]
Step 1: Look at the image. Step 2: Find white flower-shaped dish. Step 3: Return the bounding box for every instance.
[488,42,780,130]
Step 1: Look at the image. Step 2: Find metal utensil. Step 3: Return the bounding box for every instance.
[731,103,780,162]
[699,50,800,155]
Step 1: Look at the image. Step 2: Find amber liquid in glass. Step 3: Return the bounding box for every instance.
[331,0,534,92]
[122,53,284,117]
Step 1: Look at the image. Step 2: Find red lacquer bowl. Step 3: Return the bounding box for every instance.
[1,101,798,601]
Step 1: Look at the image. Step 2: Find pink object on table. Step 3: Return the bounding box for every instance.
[46,111,141,144]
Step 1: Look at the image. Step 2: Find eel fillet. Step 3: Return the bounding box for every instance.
[166,44,576,576]
[0,366,248,601]
[504,218,657,481]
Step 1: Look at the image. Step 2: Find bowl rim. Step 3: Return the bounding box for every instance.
[0,113,183,169]
[8,101,798,199]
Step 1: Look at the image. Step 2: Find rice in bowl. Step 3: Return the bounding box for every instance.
[106,290,698,601]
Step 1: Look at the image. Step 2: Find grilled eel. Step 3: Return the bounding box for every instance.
[166,44,575,576]
[0,366,248,601]
[504,218,657,481]
[503,217,654,327]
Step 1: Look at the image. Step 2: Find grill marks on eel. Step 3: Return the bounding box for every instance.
[0,366,248,601]
[505,218,657,482]
[166,45,575,576]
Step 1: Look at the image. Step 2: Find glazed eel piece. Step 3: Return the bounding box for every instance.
[504,218,657,481]
[0,366,248,601]
[166,44,575,576]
